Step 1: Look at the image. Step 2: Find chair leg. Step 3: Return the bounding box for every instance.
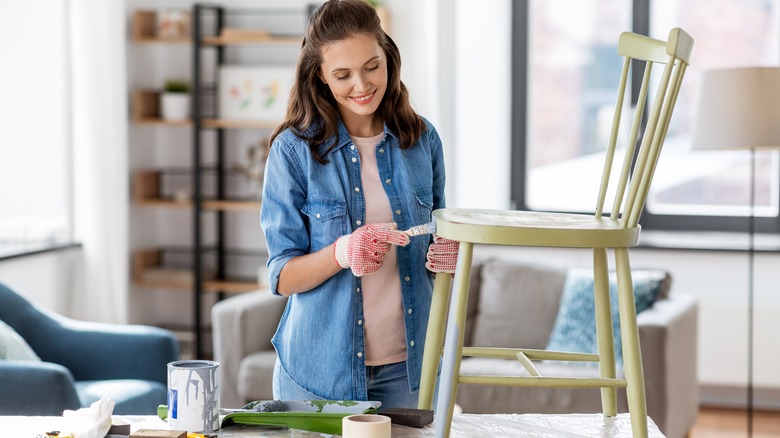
[615,248,648,438]
[593,247,617,416]
[434,242,473,438]
[418,272,452,410]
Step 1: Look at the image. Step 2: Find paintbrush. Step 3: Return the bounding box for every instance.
[403,221,436,237]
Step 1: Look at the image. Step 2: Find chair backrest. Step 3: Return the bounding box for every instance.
[595,28,694,228]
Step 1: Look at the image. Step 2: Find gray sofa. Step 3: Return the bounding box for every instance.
[212,257,698,438]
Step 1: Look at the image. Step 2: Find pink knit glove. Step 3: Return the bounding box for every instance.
[334,223,410,277]
[426,235,459,273]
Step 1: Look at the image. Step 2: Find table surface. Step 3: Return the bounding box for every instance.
[0,412,665,437]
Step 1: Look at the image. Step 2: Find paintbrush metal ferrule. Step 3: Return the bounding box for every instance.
[403,221,436,236]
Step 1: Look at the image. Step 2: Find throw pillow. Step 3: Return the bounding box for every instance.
[545,268,670,366]
[0,319,41,361]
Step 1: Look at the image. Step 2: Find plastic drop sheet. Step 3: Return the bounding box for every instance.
[392,413,665,438]
[218,413,665,437]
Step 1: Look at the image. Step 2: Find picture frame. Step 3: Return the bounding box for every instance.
[219,65,295,122]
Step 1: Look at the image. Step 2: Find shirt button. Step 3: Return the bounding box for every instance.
[356,220,362,225]
[395,210,401,215]
[409,341,415,347]
[408,308,412,314]
[355,187,360,192]
[356,287,361,293]
[358,319,363,325]
[352,157,357,163]
[357,352,363,358]
[404,276,410,281]
[351,145,355,150]
[379,148,384,153]
[385,178,391,184]
[316,213,321,218]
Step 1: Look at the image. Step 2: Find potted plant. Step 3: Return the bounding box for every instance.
[160,78,190,121]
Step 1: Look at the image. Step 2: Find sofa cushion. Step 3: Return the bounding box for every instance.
[237,351,278,403]
[0,320,40,361]
[546,268,670,365]
[470,260,567,349]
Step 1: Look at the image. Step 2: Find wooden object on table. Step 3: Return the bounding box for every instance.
[129,430,186,438]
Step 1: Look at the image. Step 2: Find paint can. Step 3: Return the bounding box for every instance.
[167,360,220,433]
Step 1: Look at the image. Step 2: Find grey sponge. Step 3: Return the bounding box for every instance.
[252,399,287,412]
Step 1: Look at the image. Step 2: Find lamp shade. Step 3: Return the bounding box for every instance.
[691,67,780,150]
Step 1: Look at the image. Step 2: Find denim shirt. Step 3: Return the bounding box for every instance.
[260,117,446,400]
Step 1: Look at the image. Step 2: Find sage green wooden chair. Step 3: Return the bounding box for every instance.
[418,28,694,438]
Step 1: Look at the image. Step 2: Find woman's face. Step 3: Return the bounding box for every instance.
[318,33,387,132]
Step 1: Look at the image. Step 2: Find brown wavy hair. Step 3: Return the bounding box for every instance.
[269,0,425,163]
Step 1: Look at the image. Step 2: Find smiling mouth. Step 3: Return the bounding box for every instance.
[350,91,375,105]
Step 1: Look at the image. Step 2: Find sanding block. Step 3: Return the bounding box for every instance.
[381,408,434,428]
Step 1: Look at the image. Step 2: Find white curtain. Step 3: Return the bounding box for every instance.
[69,0,129,323]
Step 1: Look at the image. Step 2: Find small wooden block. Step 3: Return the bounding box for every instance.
[381,408,434,428]
[129,430,186,438]
[108,418,131,436]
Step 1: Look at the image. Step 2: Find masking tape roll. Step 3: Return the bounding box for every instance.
[342,414,391,438]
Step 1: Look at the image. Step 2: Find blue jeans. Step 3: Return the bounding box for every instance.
[273,359,419,411]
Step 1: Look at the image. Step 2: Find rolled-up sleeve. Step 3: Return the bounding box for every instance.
[427,123,447,210]
[261,138,309,295]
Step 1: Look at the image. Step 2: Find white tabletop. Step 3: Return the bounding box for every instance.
[0,412,664,437]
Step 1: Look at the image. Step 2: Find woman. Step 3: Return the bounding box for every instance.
[260,0,458,409]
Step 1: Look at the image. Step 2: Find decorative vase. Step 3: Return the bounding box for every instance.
[160,92,190,121]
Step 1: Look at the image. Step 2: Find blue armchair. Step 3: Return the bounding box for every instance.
[0,282,179,415]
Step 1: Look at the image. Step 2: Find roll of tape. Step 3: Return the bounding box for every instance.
[342,414,391,438]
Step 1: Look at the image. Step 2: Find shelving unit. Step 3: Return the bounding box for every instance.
[129,5,303,359]
[133,168,263,210]
[132,248,263,294]
[190,4,303,358]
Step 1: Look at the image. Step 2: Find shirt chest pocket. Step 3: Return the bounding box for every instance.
[302,199,348,252]
[414,187,434,225]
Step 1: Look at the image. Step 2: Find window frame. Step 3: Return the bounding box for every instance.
[511,0,780,235]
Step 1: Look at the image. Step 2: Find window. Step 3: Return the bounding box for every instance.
[513,0,780,233]
[0,2,73,252]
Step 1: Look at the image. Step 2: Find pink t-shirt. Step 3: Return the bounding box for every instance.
[351,133,407,366]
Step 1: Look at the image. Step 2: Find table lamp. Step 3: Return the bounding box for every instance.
[691,66,780,436]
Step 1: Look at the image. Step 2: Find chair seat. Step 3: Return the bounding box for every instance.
[75,379,167,415]
[434,209,641,248]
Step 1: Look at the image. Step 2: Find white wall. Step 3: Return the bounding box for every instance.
[0,249,83,316]
[452,0,512,209]
[390,0,512,209]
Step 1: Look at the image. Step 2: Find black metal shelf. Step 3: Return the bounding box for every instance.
[188,3,303,358]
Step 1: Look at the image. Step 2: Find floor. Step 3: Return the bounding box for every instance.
[690,407,780,438]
